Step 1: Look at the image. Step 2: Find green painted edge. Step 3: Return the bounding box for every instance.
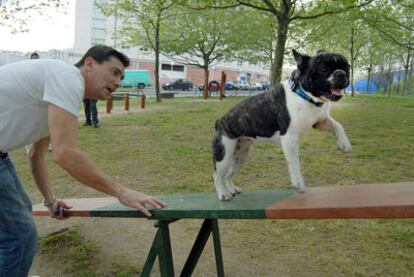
[91,188,295,219]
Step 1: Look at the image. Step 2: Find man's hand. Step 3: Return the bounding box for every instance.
[118,188,166,217]
[48,200,73,220]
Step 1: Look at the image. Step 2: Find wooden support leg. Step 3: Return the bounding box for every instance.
[157,221,175,276]
[211,219,225,277]
[141,220,175,277]
[141,230,161,277]
[180,219,224,277]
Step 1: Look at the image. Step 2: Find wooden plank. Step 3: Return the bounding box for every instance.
[265,182,414,219]
[32,189,294,219]
[32,182,414,220]
[32,197,118,217]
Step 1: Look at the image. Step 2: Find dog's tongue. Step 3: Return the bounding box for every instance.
[331,89,342,96]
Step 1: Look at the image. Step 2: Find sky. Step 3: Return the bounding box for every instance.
[0,1,76,52]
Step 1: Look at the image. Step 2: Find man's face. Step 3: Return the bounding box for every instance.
[84,56,125,100]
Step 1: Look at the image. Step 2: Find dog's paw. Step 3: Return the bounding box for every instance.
[291,182,306,193]
[336,137,352,153]
[230,186,243,196]
[218,192,234,201]
[296,186,306,193]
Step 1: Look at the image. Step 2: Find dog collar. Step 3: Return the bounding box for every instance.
[288,78,325,107]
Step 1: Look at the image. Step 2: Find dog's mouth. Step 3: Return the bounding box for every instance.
[331,88,343,97]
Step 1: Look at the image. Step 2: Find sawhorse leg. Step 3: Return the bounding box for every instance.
[141,219,224,277]
[141,220,175,277]
[181,219,224,277]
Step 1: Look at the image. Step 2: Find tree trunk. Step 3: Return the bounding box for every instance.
[154,9,161,102]
[366,65,372,93]
[271,16,290,86]
[403,46,411,95]
[203,67,209,100]
[350,27,355,97]
[386,65,393,97]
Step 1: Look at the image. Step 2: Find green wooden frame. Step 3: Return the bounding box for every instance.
[141,219,224,277]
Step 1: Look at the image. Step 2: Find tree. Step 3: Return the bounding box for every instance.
[0,0,66,33]
[161,4,243,99]
[229,9,277,78]
[98,0,176,102]
[195,0,374,86]
[361,0,414,94]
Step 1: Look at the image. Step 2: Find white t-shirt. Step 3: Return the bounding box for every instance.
[0,59,85,152]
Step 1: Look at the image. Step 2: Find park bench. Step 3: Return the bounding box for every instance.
[33,182,414,277]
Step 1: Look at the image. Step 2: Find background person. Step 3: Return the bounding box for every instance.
[30,52,39,59]
[0,45,165,276]
[83,98,99,127]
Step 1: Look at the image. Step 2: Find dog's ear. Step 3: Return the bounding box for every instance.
[316,49,327,55]
[292,49,311,72]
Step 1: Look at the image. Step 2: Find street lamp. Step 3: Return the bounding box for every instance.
[170,61,174,81]
[211,66,216,81]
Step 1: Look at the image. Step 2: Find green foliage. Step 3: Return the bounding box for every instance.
[98,0,175,51]
[0,0,67,33]
[161,3,243,67]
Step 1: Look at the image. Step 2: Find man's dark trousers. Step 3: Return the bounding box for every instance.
[83,99,99,126]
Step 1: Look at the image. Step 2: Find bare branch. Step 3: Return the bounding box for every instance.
[291,0,374,21]
[363,17,414,51]
[381,14,414,32]
[237,0,274,13]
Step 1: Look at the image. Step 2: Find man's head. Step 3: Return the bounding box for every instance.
[30,52,39,59]
[76,45,130,100]
[292,49,350,101]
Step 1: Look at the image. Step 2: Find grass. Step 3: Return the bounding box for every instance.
[39,226,99,275]
[13,93,414,275]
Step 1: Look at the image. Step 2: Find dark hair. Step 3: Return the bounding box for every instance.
[30,52,39,59]
[75,45,130,68]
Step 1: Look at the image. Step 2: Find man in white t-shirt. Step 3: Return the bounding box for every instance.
[0,45,165,276]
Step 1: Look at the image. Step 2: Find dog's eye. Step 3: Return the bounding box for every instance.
[320,67,328,73]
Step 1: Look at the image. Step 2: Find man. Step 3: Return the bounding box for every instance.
[30,52,39,59]
[83,97,100,127]
[0,45,165,276]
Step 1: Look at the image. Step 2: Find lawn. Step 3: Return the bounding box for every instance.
[13,94,414,276]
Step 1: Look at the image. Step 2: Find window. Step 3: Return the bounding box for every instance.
[173,65,184,72]
[92,18,106,30]
[161,64,172,70]
[92,29,106,39]
[161,64,185,72]
[92,38,106,46]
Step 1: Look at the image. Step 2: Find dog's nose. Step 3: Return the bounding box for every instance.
[334,69,347,79]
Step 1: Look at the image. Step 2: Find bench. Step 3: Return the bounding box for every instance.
[33,182,414,276]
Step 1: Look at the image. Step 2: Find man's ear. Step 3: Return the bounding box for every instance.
[292,49,311,73]
[83,57,95,72]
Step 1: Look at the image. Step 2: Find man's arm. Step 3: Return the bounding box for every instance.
[48,103,165,216]
[29,137,72,218]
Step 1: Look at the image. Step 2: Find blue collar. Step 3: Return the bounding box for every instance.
[288,77,324,107]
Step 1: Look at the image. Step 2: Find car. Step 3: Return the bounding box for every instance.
[232,80,250,90]
[236,80,250,90]
[251,82,262,90]
[261,81,270,91]
[162,79,194,91]
[198,80,221,91]
[224,82,235,90]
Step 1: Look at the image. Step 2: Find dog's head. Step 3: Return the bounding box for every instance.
[291,49,350,101]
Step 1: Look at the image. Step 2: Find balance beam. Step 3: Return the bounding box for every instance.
[33,182,414,219]
[32,182,414,276]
